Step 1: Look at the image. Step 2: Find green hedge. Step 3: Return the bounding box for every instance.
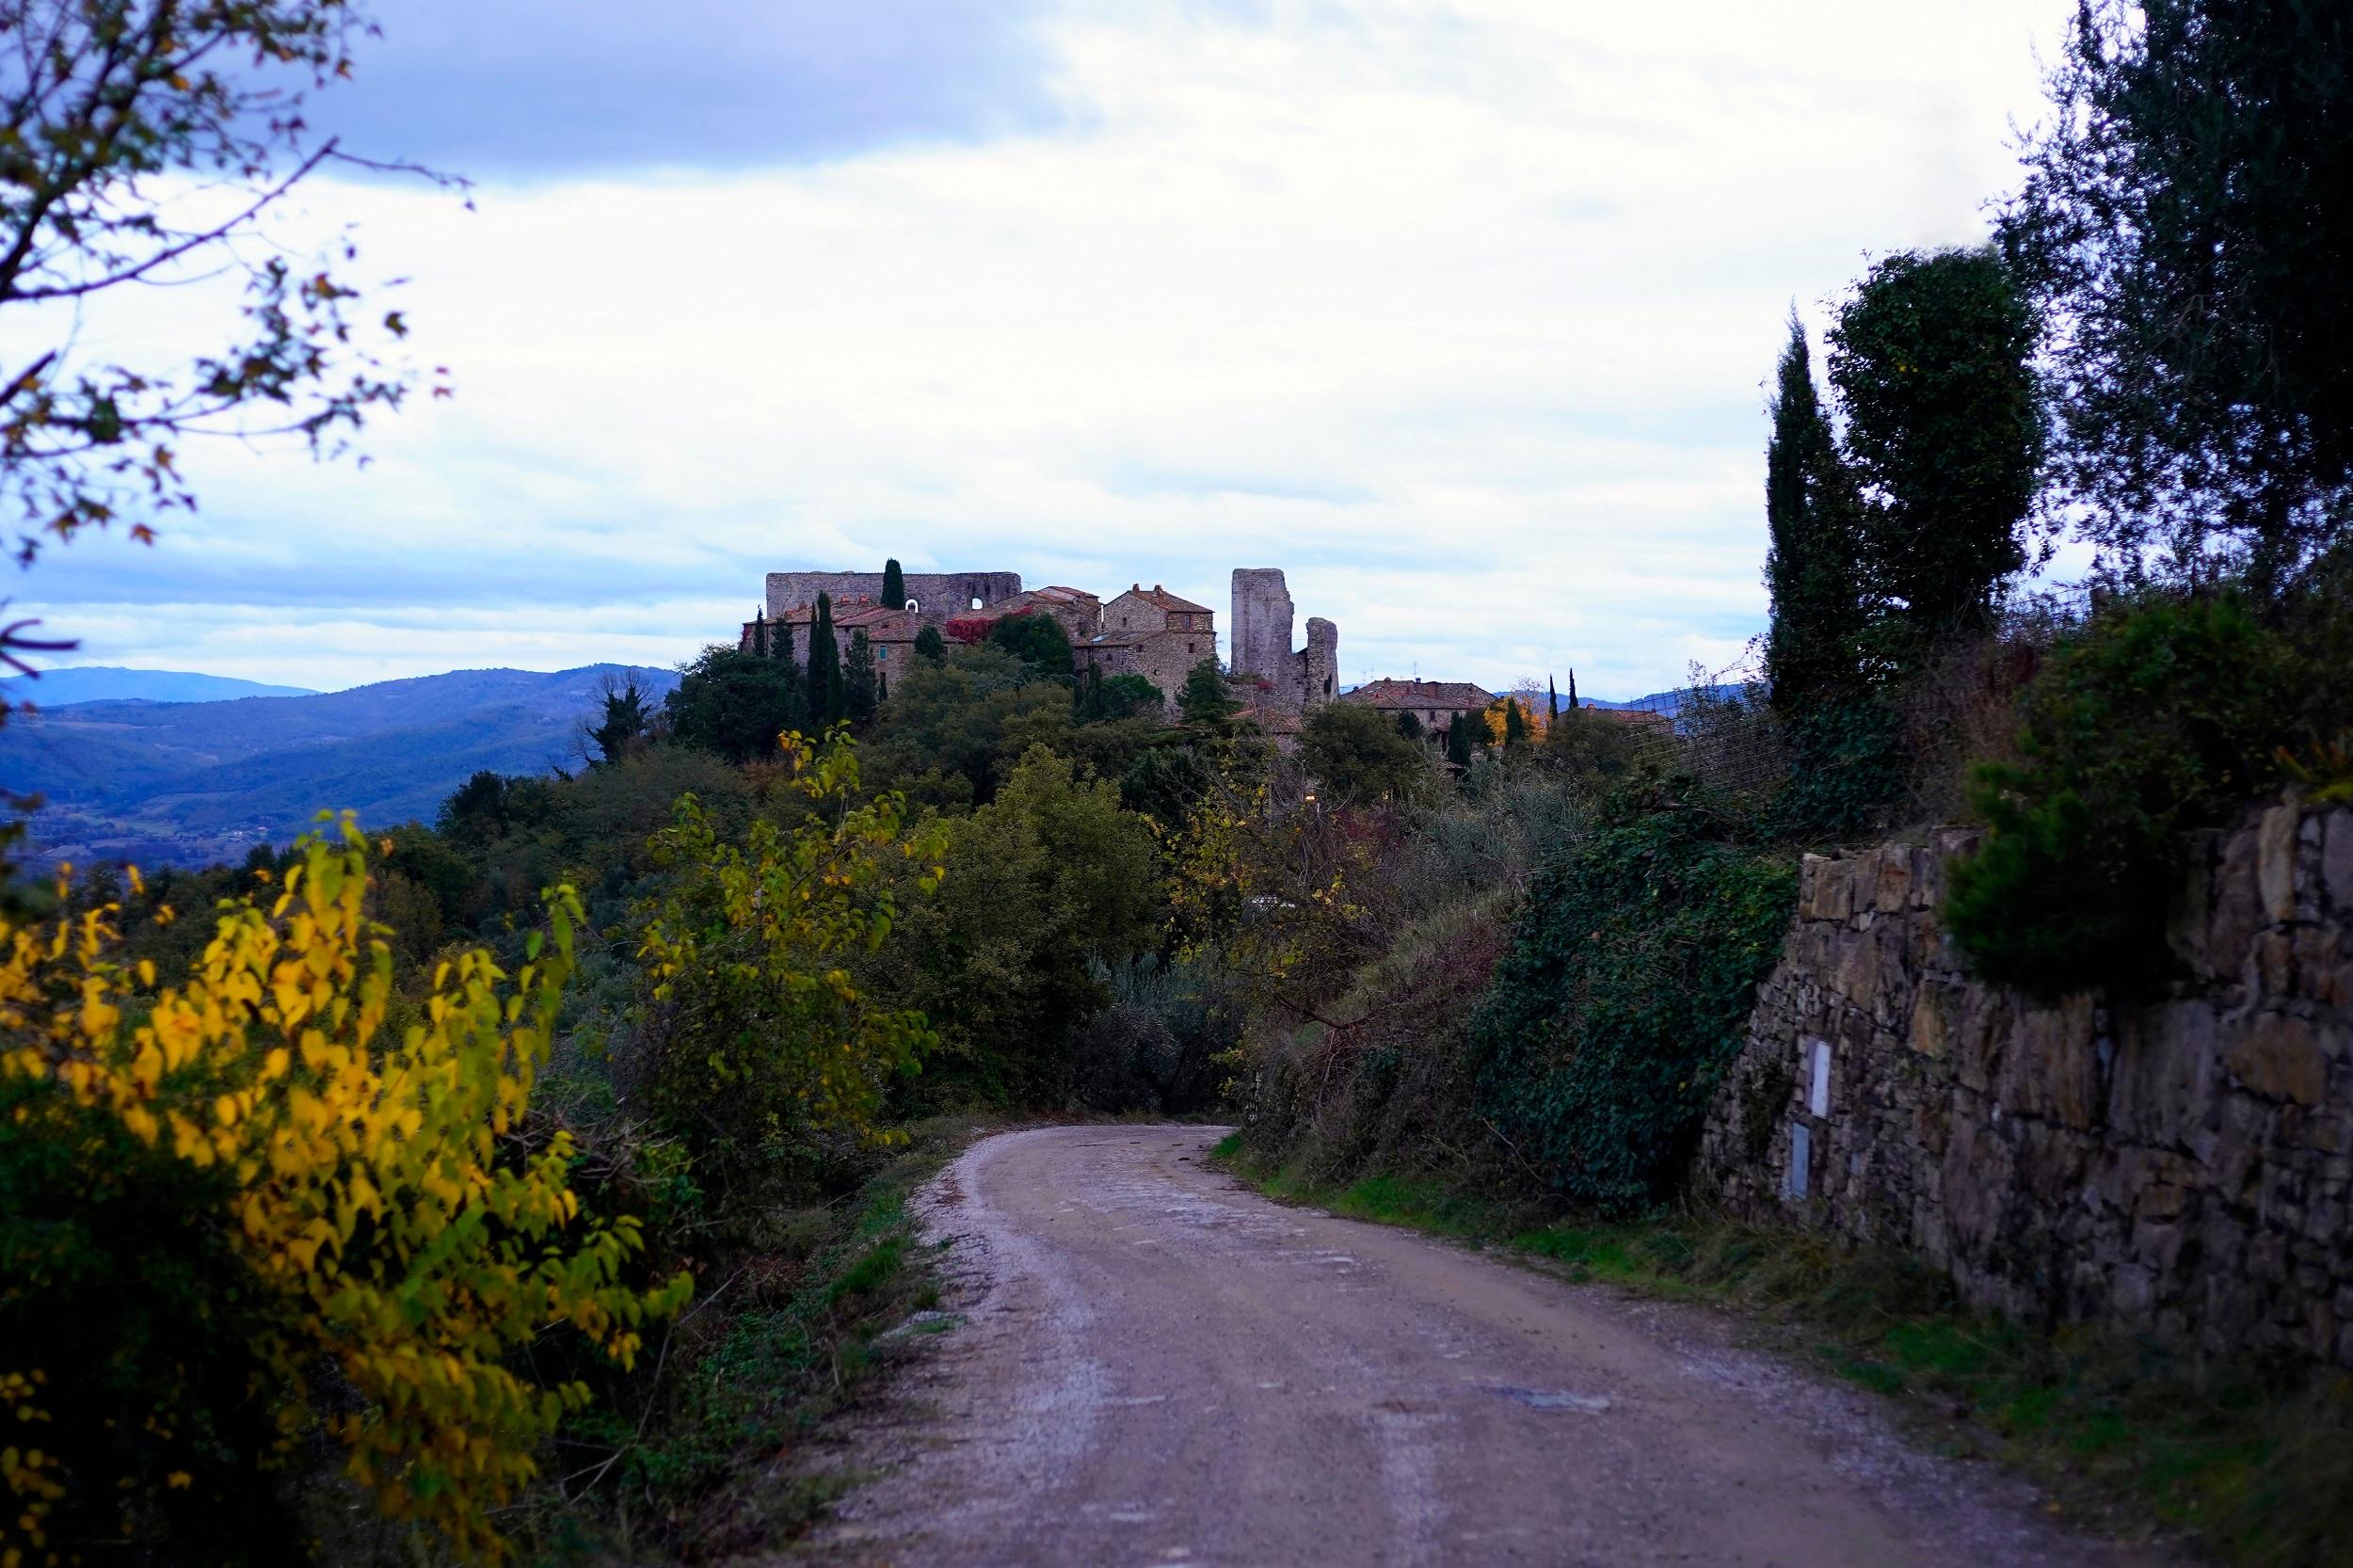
[1945,593,2295,998]
[1472,781,1797,1207]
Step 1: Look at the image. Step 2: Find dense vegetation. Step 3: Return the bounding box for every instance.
[4,3,2350,1566]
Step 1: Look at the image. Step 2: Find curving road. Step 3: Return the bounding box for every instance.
[803,1125,2175,1568]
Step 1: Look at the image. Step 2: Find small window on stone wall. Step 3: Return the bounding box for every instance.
[970,596,983,610]
[1807,1038,1833,1118]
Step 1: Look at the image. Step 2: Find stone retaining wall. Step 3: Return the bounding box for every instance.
[1694,795,2353,1368]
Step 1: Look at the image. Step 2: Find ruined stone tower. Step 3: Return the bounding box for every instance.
[1230,568,1337,711]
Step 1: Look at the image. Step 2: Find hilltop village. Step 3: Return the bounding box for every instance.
[739,564,1659,740]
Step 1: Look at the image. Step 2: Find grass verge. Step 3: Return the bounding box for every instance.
[1209,1145,2353,1568]
[533,1117,985,1564]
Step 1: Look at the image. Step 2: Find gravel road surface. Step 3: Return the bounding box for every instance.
[802,1124,2179,1568]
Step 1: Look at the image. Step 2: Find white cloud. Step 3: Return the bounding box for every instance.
[21,0,2069,698]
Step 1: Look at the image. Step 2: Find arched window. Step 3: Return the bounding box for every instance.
[969,596,983,610]
[905,598,920,614]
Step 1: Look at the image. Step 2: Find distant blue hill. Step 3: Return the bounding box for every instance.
[3,666,315,706]
[1,664,681,868]
[1580,683,1755,715]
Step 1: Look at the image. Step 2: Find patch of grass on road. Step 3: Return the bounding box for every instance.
[1206,1145,2353,1568]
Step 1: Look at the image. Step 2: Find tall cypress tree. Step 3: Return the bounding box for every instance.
[1568,670,1577,711]
[1762,311,1866,719]
[1446,715,1475,768]
[1547,676,1559,725]
[882,558,907,612]
[845,630,878,724]
[1503,697,1527,748]
[751,606,767,657]
[806,592,841,726]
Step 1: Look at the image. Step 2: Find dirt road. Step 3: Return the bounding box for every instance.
[805,1125,2175,1568]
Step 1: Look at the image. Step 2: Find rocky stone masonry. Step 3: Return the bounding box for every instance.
[1694,794,2353,1368]
[1230,568,1337,711]
[765,570,1022,621]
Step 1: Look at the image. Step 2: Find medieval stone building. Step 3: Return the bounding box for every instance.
[741,565,1340,718]
[1229,568,1337,712]
[1339,678,1495,732]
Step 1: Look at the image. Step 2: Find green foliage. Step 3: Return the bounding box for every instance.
[1828,247,2043,646]
[1076,668,1162,724]
[1763,312,1868,718]
[1177,657,1238,728]
[1501,697,1528,748]
[1300,702,1429,804]
[913,625,947,664]
[1539,707,1644,790]
[1067,952,1238,1114]
[1445,713,1477,769]
[882,746,1161,1103]
[0,1090,303,1566]
[881,558,906,612]
[1946,593,2295,997]
[589,673,654,764]
[1473,782,1797,1206]
[1771,695,1906,840]
[863,645,1074,808]
[635,733,946,1194]
[987,612,1075,680]
[845,630,879,725]
[2000,0,2353,585]
[805,593,844,727]
[665,645,806,763]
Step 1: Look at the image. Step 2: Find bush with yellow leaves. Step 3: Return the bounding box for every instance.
[632,729,947,1197]
[0,817,691,1566]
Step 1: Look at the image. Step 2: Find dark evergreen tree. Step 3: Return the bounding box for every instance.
[988,612,1075,679]
[1762,312,1869,719]
[1828,248,2042,649]
[751,607,768,658]
[805,592,843,726]
[882,557,907,611]
[1547,676,1559,725]
[845,630,879,724]
[1568,669,1578,711]
[1445,715,1475,768]
[2000,0,2353,588]
[1395,709,1424,741]
[914,624,948,664]
[666,646,805,761]
[1502,698,1527,748]
[586,675,651,765]
[1176,658,1238,728]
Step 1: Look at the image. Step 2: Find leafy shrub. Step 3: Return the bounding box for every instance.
[1472,780,1797,1207]
[881,745,1162,1105]
[1945,593,2295,997]
[632,733,947,1194]
[1772,694,1906,840]
[1068,952,1239,1114]
[0,822,691,1563]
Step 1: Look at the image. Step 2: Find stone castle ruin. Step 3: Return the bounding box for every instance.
[747,565,1337,719]
[1229,568,1337,712]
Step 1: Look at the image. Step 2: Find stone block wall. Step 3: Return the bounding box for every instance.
[765,570,1021,621]
[1694,795,2353,1368]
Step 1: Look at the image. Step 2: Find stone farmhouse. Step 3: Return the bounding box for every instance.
[1338,678,1496,733]
[739,566,1342,717]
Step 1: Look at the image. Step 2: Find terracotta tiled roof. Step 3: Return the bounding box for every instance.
[1340,679,1496,710]
[1118,584,1212,615]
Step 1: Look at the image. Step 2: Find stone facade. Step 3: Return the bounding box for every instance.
[1229,568,1337,712]
[1339,679,1495,733]
[764,570,1021,622]
[1098,584,1218,710]
[1695,795,2353,1368]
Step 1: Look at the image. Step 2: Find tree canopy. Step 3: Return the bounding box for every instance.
[1999,0,2353,587]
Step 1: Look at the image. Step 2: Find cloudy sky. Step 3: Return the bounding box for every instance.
[26,0,2073,699]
